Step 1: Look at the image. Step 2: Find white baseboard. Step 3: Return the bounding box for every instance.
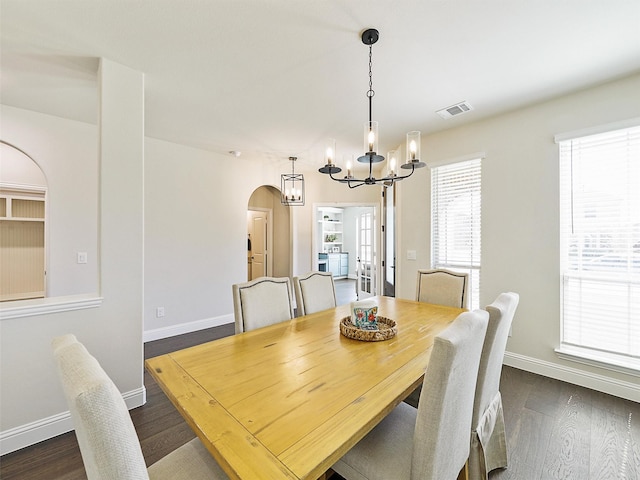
[504,351,640,402]
[143,314,234,342]
[2,314,234,455]
[0,387,146,456]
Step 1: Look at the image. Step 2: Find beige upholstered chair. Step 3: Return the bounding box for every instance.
[405,268,470,406]
[416,268,469,308]
[51,334,228,480]
[469,292,519,480]
[293,271,337,316]
[232,276,295,333]
[332,309,489,480]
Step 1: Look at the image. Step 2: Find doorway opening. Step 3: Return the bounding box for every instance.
[313,203,379,301]
[247,185,290,281]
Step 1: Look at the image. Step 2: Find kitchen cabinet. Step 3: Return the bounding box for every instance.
[319,252,349,278]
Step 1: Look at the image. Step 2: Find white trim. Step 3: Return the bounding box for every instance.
[143,314,233,342]
[503,351,640,403]
[0,182,47,195]
[554,116,640,143]
[555,345,640,378]
[426,151,486,169]
[0,387,145,455]
[0,294,103,320]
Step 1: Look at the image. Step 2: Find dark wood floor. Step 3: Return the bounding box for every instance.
[2,320,639,480]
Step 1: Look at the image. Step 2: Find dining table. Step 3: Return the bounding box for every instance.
[145,295,465,480]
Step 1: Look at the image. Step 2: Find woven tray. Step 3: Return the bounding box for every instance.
[339,316,397,342]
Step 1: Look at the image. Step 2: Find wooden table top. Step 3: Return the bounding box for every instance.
[146,296,464,480]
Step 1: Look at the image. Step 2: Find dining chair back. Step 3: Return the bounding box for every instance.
[293,271,337,316]
[232,276,295,333]
[416,268,469,308]
[332,309,489,480]
[51,334,228,480]
[469,292,519,480]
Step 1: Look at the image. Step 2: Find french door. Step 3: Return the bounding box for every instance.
[356,210,375,299]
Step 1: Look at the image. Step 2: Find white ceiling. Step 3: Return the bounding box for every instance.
[2,0,640,168]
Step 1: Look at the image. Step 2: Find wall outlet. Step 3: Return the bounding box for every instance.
[156,307,165,318]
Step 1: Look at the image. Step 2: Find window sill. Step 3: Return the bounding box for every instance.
[0,294,103,320]
[555,345,640,378]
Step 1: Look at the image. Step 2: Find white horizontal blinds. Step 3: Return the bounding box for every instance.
[559,125,640,361]
[431,158,481,309]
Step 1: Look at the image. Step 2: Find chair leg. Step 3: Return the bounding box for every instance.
[457,460,469,480]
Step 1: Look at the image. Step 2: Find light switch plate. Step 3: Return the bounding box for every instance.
[77,252,88,264]
[407,250,417,261]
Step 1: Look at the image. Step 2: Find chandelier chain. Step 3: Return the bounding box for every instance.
[367,44,374,98]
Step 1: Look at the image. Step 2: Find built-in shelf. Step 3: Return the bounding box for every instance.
[318,207,344,253]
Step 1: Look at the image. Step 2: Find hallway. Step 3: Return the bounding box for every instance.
[334,278,357,305]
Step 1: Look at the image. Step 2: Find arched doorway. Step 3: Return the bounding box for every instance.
[247,185,291,281]
[0,141,48,301]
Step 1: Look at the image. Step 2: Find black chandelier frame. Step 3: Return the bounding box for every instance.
[319,28,425,188]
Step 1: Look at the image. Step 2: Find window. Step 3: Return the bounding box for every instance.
[431,158,481,309]
[558,124,640,372]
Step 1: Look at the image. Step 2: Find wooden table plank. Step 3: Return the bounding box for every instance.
[280,352,433,479]
[146,297,464,480]
[146,355,299,480]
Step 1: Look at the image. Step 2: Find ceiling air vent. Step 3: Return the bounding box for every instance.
[436,101,474,119]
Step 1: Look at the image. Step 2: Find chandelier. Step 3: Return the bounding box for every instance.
[281,156,305,206]
[319,28,425,188]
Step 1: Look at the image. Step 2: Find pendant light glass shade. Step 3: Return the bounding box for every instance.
[402,131,426,169]
[281,157,304,206]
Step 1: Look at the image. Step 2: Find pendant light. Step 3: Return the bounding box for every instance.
[281,156,305,206]
[319,28,425,188]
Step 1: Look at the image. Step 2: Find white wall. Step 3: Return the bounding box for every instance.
[0,143,47,186]
[142,144,377,339]
[0,58,145,454]
[0,106,99,297]
[396,73,640,401]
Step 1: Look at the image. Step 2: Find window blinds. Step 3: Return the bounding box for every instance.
[431,158,481,309]
[559,125,640,365]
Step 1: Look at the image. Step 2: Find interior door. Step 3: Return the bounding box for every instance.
[248,210,267,280]
[356,209,375,299]
[382,184,396,297]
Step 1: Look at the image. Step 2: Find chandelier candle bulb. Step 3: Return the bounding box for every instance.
[365,121,379,155]
[406,131,421,164]
[326,138,336,165]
